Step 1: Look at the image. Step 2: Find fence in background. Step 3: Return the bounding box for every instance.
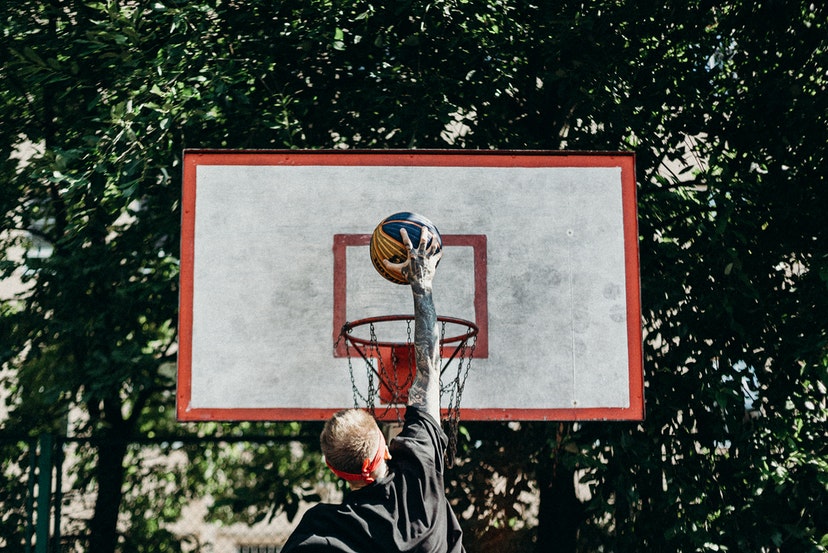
[0,433,324,553]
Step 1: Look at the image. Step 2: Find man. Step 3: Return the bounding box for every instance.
[281,228,465,552]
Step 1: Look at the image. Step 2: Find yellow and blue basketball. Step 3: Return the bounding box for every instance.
[370,212,442,284]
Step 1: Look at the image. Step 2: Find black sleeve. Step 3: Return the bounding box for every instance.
[389,405,448,474]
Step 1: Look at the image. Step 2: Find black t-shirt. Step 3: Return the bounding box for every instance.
[281,406,465,553]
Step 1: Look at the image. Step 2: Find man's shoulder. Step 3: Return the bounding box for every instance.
[282,504,349,552]
[284,499,397,553]
[291,503,343,533]
[303,501,346,520]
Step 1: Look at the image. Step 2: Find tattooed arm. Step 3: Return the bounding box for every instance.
[384,228,442,421]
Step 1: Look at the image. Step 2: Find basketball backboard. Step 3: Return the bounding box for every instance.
[177,150,643,421]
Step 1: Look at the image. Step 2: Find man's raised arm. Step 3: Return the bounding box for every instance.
[383,228,442,421]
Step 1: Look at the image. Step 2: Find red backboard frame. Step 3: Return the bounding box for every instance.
[178,150,643,421]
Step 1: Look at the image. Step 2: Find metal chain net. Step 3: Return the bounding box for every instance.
[338,318,476,468]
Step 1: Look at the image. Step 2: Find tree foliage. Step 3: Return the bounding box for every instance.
[1,1,826,552]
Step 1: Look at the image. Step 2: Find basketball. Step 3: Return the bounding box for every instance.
[370,212,442,284]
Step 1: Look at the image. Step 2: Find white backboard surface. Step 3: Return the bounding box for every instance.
[178,150,643,421]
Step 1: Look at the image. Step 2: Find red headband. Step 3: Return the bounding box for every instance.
[326,428,390,484]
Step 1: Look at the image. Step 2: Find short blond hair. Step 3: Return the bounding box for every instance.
[320,409,380,474]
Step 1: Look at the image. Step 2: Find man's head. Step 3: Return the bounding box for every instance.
[321,409,389,485]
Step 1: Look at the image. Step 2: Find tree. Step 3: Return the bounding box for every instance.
[2,2,193,549]
[563,2,828,550]
[2,1,826,552]
[0,2,311,550]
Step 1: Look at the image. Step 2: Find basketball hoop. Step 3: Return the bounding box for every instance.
[337,315,478,465]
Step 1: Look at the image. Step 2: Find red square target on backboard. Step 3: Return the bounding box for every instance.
[178,150,643,421]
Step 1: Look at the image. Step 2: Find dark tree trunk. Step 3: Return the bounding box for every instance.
[536,428,584,553]
[88,406,130,553]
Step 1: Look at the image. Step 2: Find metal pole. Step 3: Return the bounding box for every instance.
[26,439,38,553]
[35,433,52,553]
[52,437,64,552]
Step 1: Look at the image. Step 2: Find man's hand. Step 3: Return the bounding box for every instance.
[383,227,442,420]
[383,228,442,290]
